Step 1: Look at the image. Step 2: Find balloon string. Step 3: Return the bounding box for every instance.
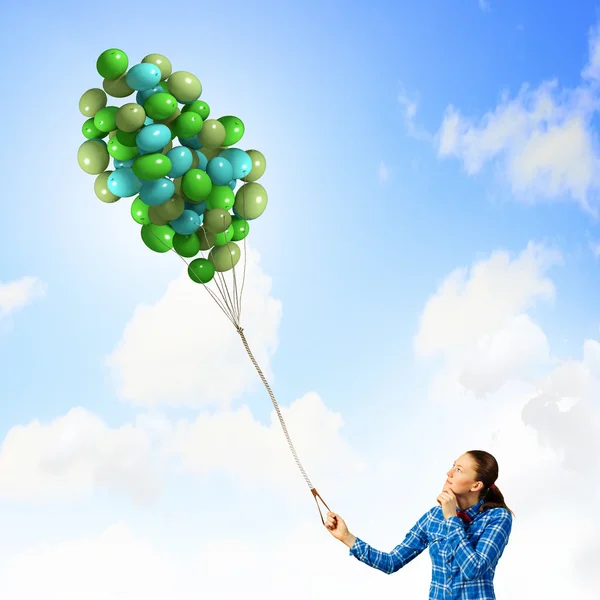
[144,223,331,524]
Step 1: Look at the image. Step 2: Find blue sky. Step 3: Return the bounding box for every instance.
[1,1,599,598]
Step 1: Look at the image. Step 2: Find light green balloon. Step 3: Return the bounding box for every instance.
[196,227,216,250]
[78,140,110,175]
[103,75,134,98]
[155,194,185,220]
[94,171,119,203]
[203,208,232,234]
[197,119,226,149]
[209,242,240,272]
[233,182,268,220]
[241,150,266,182]
[167,71,202,103]
[116,103,146,132]
[79,88,107,117]
[142,53,172,80]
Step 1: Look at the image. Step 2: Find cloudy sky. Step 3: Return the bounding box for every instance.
[1,0,600,598]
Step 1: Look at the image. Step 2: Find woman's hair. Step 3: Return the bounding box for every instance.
[466,450,515,518]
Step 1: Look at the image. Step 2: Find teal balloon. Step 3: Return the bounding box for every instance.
[206,157,233,186]
[136,124,171,152]
[228,179,237,190]
[195,150,208,171]
[114,158,135,169]
[170,209,201,234]
[144,116,154,126]
[126,64,162,91]
[107,167,141,197]
[179,136,201,150]
[139,177,175,205]
[167,146,194,178]
[185,200,206,217]
[137,86,162,105]
[220,149,252,179]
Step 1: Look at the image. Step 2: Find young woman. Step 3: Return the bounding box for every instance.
[325,450,514,599]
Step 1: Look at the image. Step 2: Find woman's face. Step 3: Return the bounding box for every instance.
[445,453,481,494]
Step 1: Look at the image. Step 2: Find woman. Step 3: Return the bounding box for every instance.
[325,450,514,599]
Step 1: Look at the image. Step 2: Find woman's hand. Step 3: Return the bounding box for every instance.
[436,487,458,520]
[324,511,356,547]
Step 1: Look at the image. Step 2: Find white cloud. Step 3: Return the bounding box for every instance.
[378,161,389,184]
[413,242,571,398]
[107,246,282,408]
[168,392,367,497]
[398,86,431,141]
[435,24,600,212]
[0,408,159,504]
[0,276,46,318]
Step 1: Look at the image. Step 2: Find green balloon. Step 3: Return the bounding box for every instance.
[82,118,104,140]
[218,116,245,146]
[196,227,216,250]
[182,169,213,201]
[131,197,151,224]
[231,217,250,241]
[79,88,107,117]
[182,100,210,120]
[241,149,266,182]
[103,75,134,98]
[132,154,172,180]
[214,225,234,246]
[142,53,172,80]
[148,206,170,225]
[97,49,129,79]
[93,106,118,133]
[155,194,185,220]
[209,242,240,272]
[144,92,178,121]
[204,208,231,234]
[95,171,119,203]
[197,119,226,149]
[116,129,138,147]
[116,103,146,132]
[233,183,268,220]
[172,112,203,139]
[107,136,138,161]
[141,224,175,253]
[78,140,110,174]
[206,185,234,211]
[167,71,202,103]
[188,258,215,284]
[174,233,201,258]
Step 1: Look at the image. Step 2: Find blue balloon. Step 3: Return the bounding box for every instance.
[206,157,233,186]
[170,209,201,235]
[107,167,141,198]
[228,179,237,190]
[185,200,206,217]
[126,63,162,91]
[220,148,252,179]
[195,150,208,171]
[179,136,201,150]
[167,146,194,178]
[139,178,175,206]
[137,124,172,153]
[114,158,135,169]
[144,116,154,126]
[136,86,162,105]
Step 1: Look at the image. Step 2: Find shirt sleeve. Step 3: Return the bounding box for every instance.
[443,508,513,580]
[348,510,431,575]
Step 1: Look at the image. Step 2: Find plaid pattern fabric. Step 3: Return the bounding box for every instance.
[349,498,512,599]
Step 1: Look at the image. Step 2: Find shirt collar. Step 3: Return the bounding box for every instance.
[457,497,485,518]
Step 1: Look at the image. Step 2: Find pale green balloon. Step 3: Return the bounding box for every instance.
[155,194,185,220]
[148,205,170,225]
[197,119,226,149]
[94,170,119,203]
[233,182,268,220]
[116,103,146,132]
[103,75,134,98]
[196,226,216,250]
[198,146,222,161]
[142,53,172,80]
[209,242,240,272]
[241,149,267,182]
[79,88,107,117]
[167,71,202,103]
[203,208,232,233]
[78,140,110,174]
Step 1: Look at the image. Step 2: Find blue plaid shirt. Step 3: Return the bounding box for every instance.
[349,498,512,599]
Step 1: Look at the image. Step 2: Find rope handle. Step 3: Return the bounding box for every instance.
[311,488,332,525]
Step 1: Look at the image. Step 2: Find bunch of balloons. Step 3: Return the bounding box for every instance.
[77,49,267,284]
